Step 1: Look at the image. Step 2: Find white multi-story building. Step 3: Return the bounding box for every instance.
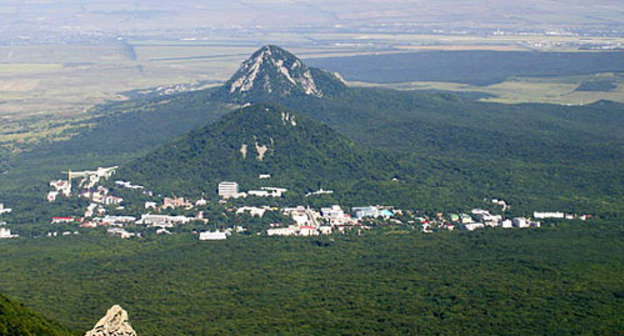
[218,181,239,198]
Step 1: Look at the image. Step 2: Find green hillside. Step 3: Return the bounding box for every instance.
[120,104,396,197]
[0,292,77,336]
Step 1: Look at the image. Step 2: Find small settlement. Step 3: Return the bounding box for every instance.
[32,167,593,240]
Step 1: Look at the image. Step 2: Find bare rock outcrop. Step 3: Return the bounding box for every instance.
[85,305,137,336]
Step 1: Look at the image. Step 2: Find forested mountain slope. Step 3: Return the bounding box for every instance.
[120,104,397,197]
[0,292,77,336]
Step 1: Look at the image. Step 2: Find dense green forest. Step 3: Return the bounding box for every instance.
[306,51,624,85]
[576,79,618,92]
[0,222,623,335]
[0,292,77,336]
[119,104,397,199]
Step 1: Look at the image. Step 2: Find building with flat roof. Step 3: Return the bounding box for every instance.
[199,231,227,241]
[218,181,239,198]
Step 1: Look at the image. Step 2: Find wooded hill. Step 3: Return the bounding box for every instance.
[120,104,397,199]
[0,292,77,336]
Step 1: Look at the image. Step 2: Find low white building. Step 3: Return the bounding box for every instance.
[236,206,267,218]
[513,217,530,228]
[0,227,18,239]
[0,204,11,215]
[102,215,136,225]
[298,226,319,236]
[47,191,60,202]
[156,228,171,235]
[306,188,334,197]
[106,228,135,239]
[101,196,123,205]
[199,231,227,240]
[533,212,565,219]
[501,219,513,228]
[248,187,287,198]
[464,223,485,231]
[318,226,333,235]
[145,201,157,209]
[267,227,298,236]
[115,180,144,190]
[137,214,191,228]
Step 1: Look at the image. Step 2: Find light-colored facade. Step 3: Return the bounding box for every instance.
[0,227,18,239]
[533,212,565,219]
[199,231,227,240]
[218,182,239,198]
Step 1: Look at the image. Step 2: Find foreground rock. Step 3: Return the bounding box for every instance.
[85,305,137,336]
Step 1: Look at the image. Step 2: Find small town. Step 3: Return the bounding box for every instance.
[0,166,591,241]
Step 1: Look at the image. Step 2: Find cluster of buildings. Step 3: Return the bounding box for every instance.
[423,209,539,232]
[533,212,590,220]
[45,231,79,238]
[38,170,595,241]
[47,166,121,203]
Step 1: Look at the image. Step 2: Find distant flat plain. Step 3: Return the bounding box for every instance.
[1,33,623,152]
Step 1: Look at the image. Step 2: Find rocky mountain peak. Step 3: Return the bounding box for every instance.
[85,305,137,336]
[225,45,346,100]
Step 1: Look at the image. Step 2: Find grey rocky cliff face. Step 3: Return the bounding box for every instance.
[85,305,137,336]
[226,45,345,99]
